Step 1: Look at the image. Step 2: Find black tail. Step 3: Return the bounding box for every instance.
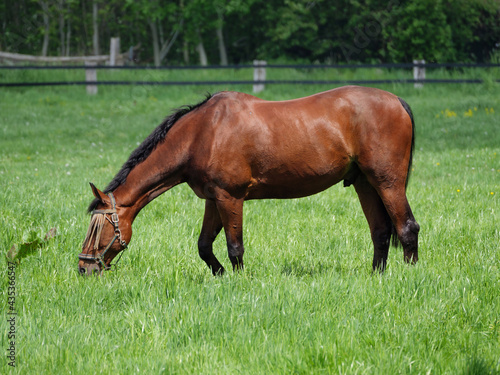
[398,97,415,188]
[391,97,416,247]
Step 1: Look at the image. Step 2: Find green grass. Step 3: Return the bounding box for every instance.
[1,64,499,86]
[1,77,499,374]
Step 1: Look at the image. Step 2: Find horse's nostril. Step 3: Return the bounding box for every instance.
[79,266,87,275]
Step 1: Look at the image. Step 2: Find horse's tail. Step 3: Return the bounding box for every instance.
[391,97,416,247]
[398,97,415,189]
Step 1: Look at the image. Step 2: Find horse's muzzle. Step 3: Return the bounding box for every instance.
[78,261,102,276]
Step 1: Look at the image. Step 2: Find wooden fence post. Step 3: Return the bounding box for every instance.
[413,59,425,88]
[85,61,98,95]
[253,60,267,93]
[110,37,121,66]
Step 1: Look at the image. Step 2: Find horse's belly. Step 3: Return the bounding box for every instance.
[245,172,344,200]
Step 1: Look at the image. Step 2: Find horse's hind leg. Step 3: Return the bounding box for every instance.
[198,200,225,275]
[362,167,419,265]
[215,194,245,272]
[376,186,420,264]
[353,175,393,271]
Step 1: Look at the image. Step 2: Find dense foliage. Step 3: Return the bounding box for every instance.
[1,0,500,65]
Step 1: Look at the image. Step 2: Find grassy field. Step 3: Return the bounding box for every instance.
[1,75,499,374]
[2,64,499,86]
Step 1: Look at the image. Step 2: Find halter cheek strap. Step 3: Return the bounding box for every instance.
[79,192,128,271]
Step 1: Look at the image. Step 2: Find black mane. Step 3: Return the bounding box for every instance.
[88,93,213,212]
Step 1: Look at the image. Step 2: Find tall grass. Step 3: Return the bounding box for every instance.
[1,76,499,374]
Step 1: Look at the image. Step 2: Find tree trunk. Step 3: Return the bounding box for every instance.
[180,0,188,64]
[216,26,228,66]
[66,17,71,56]
[58,1,66,56]
[149,19,161,67]
[216,9,228,66]
[92,0,99,55]
[40,1,50,56]
[196,30,208,66]
[183,40,189,64]
[196,42,208,66]
[159,19,183,63]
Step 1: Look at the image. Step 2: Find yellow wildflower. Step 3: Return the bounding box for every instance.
[444,109,457,118]
[464,109,473,117]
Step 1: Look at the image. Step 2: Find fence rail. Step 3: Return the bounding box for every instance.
[2,79,495,87]
[1,62,499,91]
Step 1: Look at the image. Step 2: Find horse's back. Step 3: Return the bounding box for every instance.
[206,86,410,164]
[209,86,407,139]
[190,87,413,199]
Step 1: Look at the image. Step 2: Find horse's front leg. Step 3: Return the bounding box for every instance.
[198,200,225,275]
[215,194,245,271]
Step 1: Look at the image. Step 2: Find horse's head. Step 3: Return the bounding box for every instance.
[78,183,131,276]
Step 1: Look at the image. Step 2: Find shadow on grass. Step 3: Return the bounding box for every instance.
[281,259,340,278]
[462,355,499,375]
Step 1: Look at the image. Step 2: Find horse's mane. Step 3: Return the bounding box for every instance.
[88,93,214,212]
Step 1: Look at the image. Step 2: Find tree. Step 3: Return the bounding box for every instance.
[1,0,499,64]
[39,0,51,56]
[92,0,99,55]
[444,0,500,62]
[383,0,453,62]
[125,0,182,66]
[215,4,227,65]
[182,0,212,65]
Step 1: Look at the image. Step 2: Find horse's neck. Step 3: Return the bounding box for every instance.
[113,123,191,221]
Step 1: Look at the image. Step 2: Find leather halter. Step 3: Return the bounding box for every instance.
[78,192,128,271]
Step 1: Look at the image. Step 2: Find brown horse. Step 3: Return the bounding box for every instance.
[78,86,419,276]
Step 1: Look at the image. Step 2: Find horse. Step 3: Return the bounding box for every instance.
[78,86,420,276]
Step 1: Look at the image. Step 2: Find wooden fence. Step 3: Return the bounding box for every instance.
[1,59,499,94]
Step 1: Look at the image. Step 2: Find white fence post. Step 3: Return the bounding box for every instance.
[413,59,425,88]
[110,37,121,66]
[253,60,267,93]
[85,61,98,95]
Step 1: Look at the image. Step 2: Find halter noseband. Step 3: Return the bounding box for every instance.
[79,192,128,271]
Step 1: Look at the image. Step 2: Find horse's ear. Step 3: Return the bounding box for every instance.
[89,182,107,203]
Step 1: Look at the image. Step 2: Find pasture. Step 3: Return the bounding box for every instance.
[1,78,499,374]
